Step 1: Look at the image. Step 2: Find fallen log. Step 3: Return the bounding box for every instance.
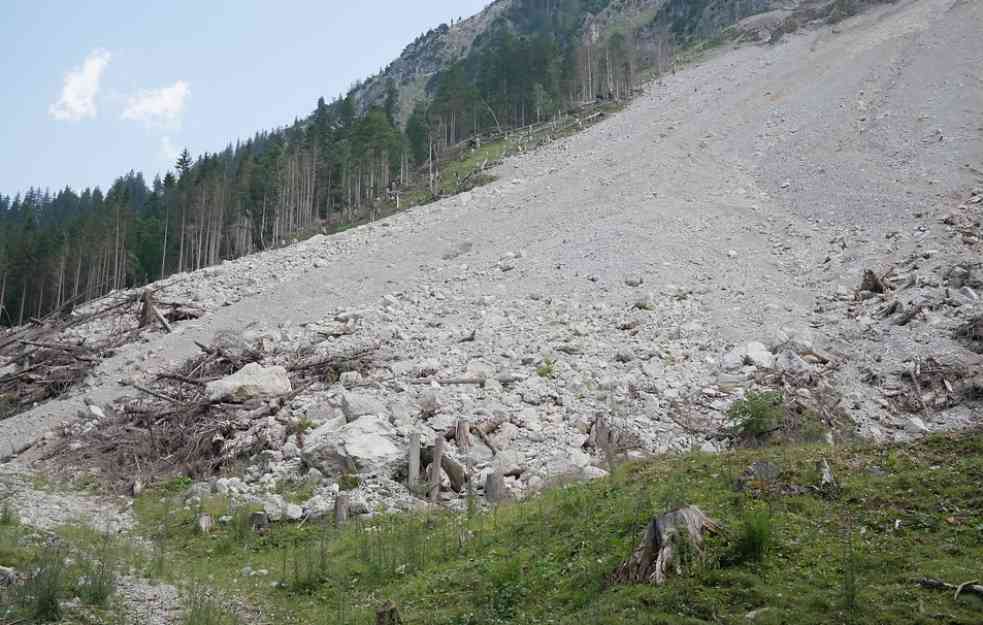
[917,577,983,600]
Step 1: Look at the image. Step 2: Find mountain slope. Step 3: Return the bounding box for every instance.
[348,0,807,123]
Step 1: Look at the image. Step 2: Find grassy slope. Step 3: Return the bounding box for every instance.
[126,432,983,625]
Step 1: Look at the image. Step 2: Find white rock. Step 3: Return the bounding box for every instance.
[582,466,609,480]
[906,417,930,434]
[774,351,812,374]
[281,442,300,460]
[720,347,746,371]
[745,342,774,369]
[303,415,402,476]
[285,504,304,521]
[341,392,388,421]
[206,363,292,401]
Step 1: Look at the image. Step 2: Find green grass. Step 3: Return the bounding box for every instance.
[125,432,983,624]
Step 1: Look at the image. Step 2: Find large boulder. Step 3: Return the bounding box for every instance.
[341,392,388,422]
[303,415,402,476]
[206,363,292,401]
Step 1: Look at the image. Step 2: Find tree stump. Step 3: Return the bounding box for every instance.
[139,289,156,328]
[485,466,507,503]
[610,506,720,586]
[375,601,403,625]
[430,435,445,503]
[407,433,421,492]
[335,493,350,528]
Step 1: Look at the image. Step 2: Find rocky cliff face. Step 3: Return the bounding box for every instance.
[348,0,513,124]
[347,0,804,124]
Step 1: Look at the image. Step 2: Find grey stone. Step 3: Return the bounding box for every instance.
[303,415,402,476]
[906,417,930,434]
[206,363,292,401]
[341,392,388,421]
[745,342,774,368]
[774,351,813,374]
[285,504,304,521]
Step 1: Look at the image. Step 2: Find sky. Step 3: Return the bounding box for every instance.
[0,0,491,197]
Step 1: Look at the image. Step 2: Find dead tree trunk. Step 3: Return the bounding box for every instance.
[610,506,720,586]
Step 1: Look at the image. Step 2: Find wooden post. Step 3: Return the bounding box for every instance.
[334,493,350,528]
[407,433,421,492]
[430,435,445,504]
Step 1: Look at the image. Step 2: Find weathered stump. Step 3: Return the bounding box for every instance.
[407,433,421,492]
[610,506,720,586]
[485,466,507,503]
[430,435,445,504]
[335,493,350,528]
[375,601,403,625]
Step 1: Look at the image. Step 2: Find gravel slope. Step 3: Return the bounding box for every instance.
[3,0,980,459]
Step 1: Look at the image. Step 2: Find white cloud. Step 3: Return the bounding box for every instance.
[122,81,191,127]
[159,136,180,163]
[49,49,112,121]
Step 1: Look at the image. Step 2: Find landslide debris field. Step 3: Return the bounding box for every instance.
[1,0,982,623]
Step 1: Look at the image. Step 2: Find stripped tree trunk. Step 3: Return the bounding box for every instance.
[610,506,720,586]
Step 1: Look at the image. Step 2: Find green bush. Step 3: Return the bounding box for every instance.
[17,544,67,622]
[536,357,557,379]
[0,502,17,527]
[727,391,784,445]
[725,507,775,565]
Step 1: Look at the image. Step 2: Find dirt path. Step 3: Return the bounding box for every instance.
[2,0,980,457]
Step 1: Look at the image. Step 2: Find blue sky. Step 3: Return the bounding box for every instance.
[0,0,490,196]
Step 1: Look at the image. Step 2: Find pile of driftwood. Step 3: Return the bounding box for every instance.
[54,333,381,489]
[0,289,205,421]
[880,355,983,414]
[0,336,97,419]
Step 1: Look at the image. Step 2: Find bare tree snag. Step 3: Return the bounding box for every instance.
[407,433,421,492]
[610,506,720,586]
[375,602,403,625]
[335,493,350,528]
[430,435,445,504]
